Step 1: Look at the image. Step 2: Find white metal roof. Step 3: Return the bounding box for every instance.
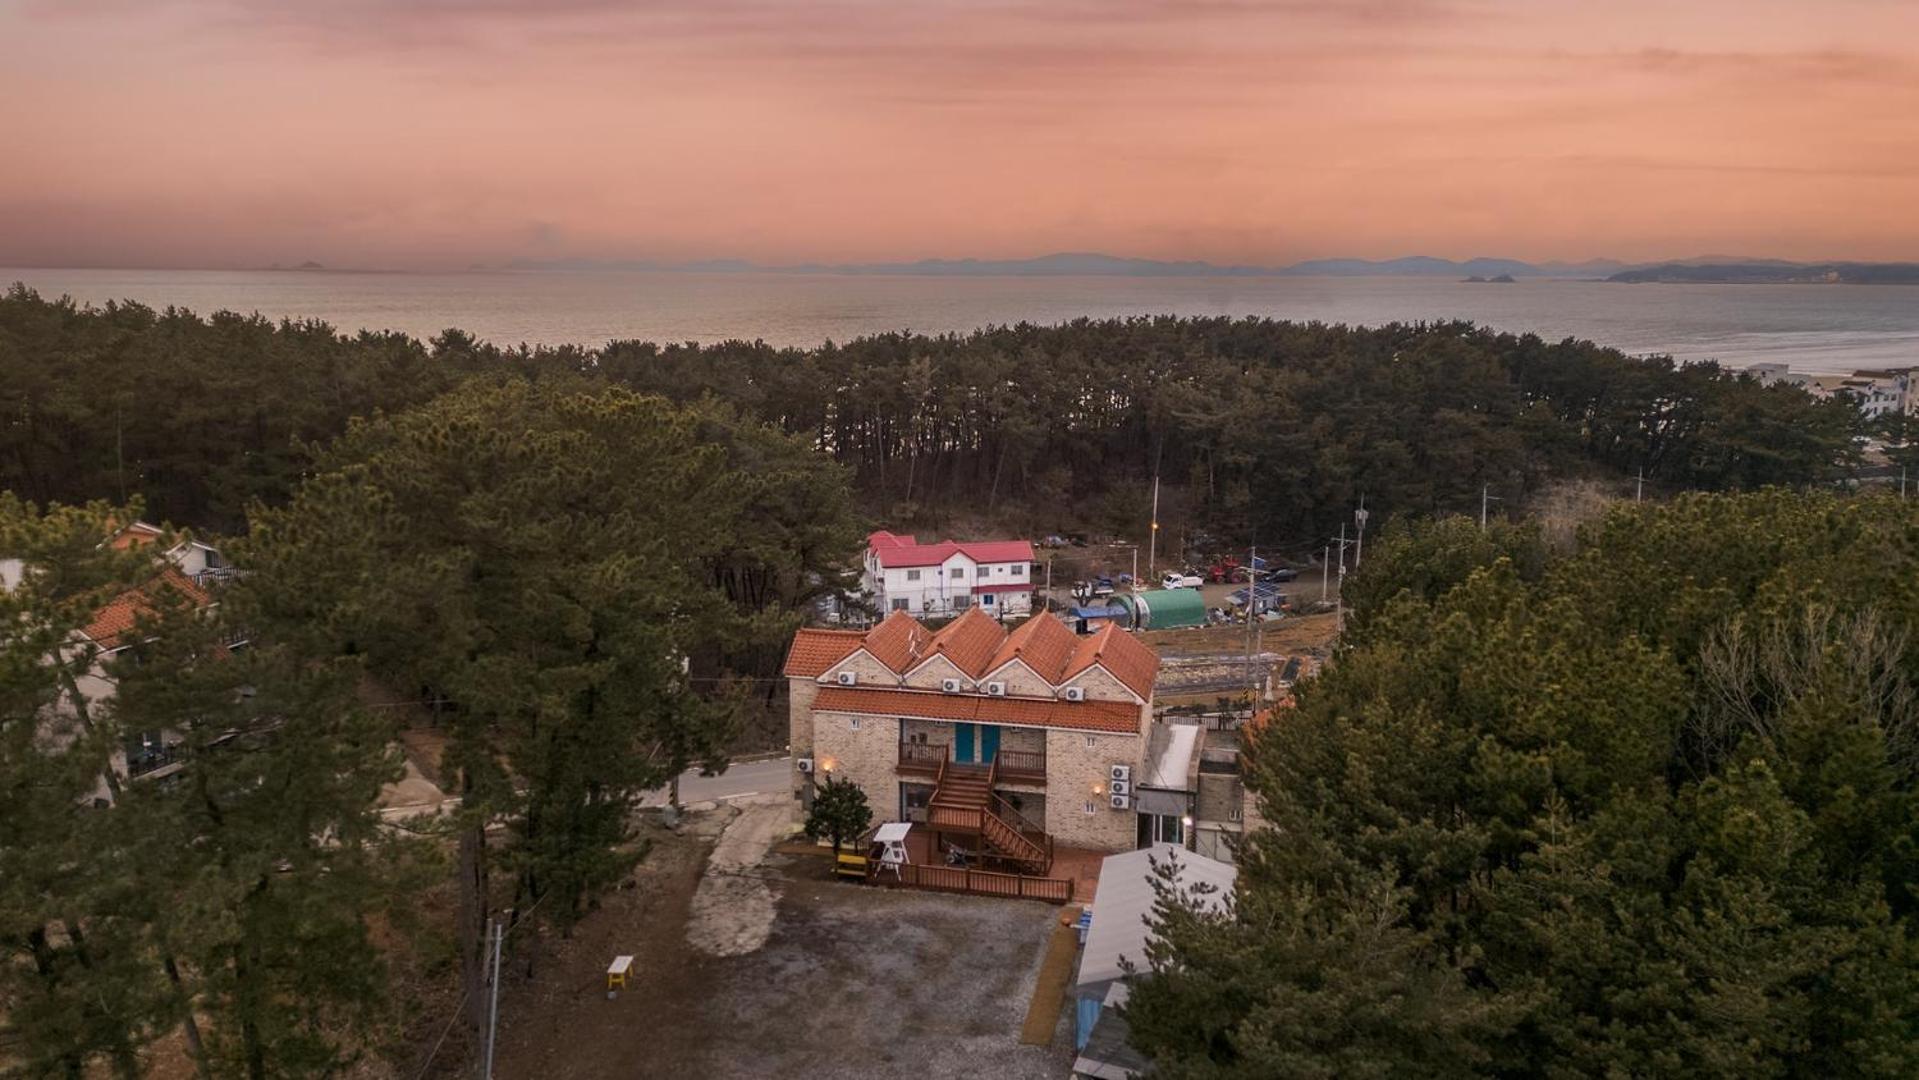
[1076,844,1236,990]
[874,822,912,843]
[1139,723,1200,791]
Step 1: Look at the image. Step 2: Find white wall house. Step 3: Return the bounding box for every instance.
[862,531,1036,619]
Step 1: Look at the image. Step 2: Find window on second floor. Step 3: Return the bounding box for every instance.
[951,567,965,579]
[905,569,921,582]
[1011,564,1025,577]
[891,598,910,611]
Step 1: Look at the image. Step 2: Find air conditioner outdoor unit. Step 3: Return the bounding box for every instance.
[986,681,1007,697]
[1109,792,1131,810]
[835,671,858,686]
[796,757,815,774]
[1109,779,1130,797]
[941,677,963,693]
[1109,763,1132,783]
[1063,686,1086,702]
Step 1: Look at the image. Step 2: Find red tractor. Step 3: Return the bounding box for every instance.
[1206,556,1241,583]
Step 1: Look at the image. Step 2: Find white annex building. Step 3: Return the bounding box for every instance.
[861,531,1036,618]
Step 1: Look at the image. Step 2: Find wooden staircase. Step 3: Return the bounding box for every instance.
[926,758,1054,875]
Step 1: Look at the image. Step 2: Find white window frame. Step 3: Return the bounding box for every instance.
[849,717,861,731]
[1082,800,1096,815]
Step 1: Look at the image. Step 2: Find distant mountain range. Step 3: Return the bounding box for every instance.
[1608,262,1919,285]
[497,252,1917,282]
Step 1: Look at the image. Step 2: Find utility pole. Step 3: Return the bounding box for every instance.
[1321,543,1330,605]
[1354,497,1369,571]
[1902,466,1909,500]
[1044,556,1053,611]
[1244,543,1258,697]
[1335,523,1347,633]
[1131,546,1139,589]
[483,919,503,1080]
[1635,468,1645,503]
[1147,474,1160,582]
[1480,485,1502,529]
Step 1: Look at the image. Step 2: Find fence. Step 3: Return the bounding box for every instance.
[880,862,1075,903]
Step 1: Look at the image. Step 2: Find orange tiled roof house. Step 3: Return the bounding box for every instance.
[784,607,1163,859]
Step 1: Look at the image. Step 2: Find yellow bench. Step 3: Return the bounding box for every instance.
[834,853,870,881]
[607,955,634,992]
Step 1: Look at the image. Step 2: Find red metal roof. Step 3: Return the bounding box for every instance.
[971,582,1032,595]
[868,535,1036,569]
[812,685,1142,734]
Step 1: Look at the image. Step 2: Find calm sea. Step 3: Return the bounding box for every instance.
[7,267,1919,375]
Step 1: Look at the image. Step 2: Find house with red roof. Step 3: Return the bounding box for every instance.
[861,530,1037,619]
[5,522,231,800]
[783,607,1168,860]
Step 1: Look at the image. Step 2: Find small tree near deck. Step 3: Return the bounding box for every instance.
[805,774,872,857]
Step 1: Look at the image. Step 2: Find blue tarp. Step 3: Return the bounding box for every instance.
[1070,606,1124,619]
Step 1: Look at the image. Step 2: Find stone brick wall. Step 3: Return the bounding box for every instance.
[1041,728,1142,851]
[1060,663,1139,704]
[986,659,1054,697]
[902,653,966,691]
[812,709,903,823]
[826,650,899,687]
[788,677,819,819]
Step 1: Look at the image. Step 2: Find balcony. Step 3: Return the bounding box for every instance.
[896,741,1046,781]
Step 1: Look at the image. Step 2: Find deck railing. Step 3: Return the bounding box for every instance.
[993,747,1046,780]
[897,740,948,772]
[877,862,1074,903]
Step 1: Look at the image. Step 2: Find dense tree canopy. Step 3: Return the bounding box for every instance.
[2,288,1860,550]
[1129,491,1919,1078]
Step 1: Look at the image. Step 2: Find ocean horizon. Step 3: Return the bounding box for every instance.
[8,266,1918,376]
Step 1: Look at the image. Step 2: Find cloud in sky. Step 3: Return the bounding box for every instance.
[3,0,1917,268]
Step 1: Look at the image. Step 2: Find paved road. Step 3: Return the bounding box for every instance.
[642,755,792,807]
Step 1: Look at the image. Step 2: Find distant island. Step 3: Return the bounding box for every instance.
[490,251,1919,282]
[504,252,1629,279]
[1609,262,1919,285]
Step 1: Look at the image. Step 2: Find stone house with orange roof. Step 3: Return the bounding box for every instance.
[783,607,1173,859]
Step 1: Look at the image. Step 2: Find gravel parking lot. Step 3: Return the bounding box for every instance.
[489,807,1075,1079]
[659,866,1073,1079]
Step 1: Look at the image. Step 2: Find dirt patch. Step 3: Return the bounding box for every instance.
[685,798,791,957]
[487,815,717,1079]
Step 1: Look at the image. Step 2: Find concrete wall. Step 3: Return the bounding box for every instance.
[1196,772,1242,825]
[1042,728,1140,851]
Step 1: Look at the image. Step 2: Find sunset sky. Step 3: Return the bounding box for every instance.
[5,0,1918,270]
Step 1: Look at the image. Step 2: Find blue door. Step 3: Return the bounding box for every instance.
[953,723,976,763]
[979,724,1001,766]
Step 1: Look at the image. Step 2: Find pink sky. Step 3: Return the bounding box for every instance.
[4,0,1918,269]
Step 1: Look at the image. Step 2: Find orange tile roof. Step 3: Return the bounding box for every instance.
[812,685,1143,734]
[985,611,1080,683]
[1061,621,1160,700]
[782,628,866,677]
[861,609,934,671]
[81,568,212,650]
[914,606,1005,677]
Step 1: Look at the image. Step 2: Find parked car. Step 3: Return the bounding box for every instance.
[1261,565,1299,583]
[1161,571,1204,590]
